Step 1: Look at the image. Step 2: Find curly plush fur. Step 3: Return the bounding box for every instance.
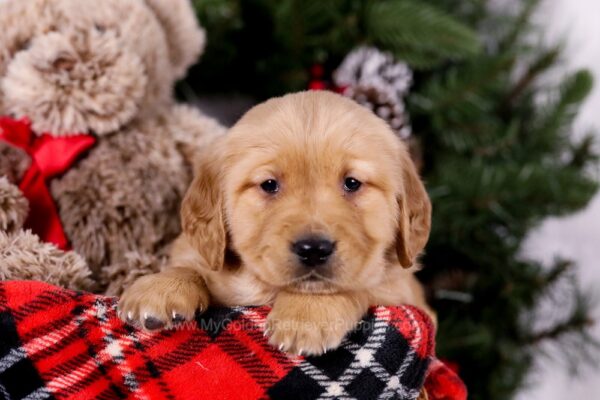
[0,176,28,234]
[0,142,30,184]
[4,29,149,135]
[0,0,204,136]
[0,178,95,290]
[100,250,168,297]
[0,230,95,290]
[0,0,224,294]
[51,109,195,276]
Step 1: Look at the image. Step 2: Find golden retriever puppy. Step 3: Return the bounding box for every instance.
[119,90,432,356]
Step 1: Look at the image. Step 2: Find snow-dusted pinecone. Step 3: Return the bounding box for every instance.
[333,46,413,139]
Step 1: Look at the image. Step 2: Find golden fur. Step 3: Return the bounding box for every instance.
[119,91,432,355]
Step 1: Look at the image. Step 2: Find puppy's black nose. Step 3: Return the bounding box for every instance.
[292,238,335,267]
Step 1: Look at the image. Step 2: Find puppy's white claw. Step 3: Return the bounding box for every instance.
[127,311,133,321]
[323,346,328,354]
[263,329,270,338]
[171,311,186,324]
[298,348,304,356]
[278,343,285,351]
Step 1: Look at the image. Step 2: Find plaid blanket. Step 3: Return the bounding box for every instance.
[0,281,463,400]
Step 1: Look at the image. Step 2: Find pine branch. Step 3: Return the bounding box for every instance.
[525,307,595,345]
[498,0,540,51]
[541,259,573,287]
[527,69,594,152]
[366,0,481,69]
[503,46,561,107]
[569,134,599,168]
[410,54,513,119]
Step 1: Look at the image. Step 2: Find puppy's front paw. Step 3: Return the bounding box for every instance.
[266,311,350,356]
[118,270,209,331]
[266,293,366,356]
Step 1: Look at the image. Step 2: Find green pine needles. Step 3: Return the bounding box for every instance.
[189,0,482,96]
[188,1,599,398]
[412,2,598,398]
[366,1,481,68]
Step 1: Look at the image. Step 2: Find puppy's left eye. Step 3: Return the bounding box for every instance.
[343,177,362,192]
[260,179,279,194]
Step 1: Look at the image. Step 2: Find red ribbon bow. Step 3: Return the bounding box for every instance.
[0,117,96,250]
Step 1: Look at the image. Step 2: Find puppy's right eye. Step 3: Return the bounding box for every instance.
[260,179,279,194]
[343,177,362,193]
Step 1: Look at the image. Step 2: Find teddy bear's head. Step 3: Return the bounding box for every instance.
[0,0,204,136]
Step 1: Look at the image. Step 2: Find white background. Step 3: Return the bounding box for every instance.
[520,0,600,398]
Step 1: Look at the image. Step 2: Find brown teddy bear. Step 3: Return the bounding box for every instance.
[0,0,225,295]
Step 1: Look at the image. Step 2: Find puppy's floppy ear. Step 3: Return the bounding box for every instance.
[396,150,432,268]
[180,145,226,271]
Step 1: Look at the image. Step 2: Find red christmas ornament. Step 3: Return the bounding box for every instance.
[308,63,329,91]
[0,117,96,250]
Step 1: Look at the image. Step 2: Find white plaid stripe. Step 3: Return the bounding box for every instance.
[21,388,52,400]
[0,383,10,400]
[0,348,26,374]
[96,299,150,400]
[242,308,268,331]
[45,357,97,392]
[40,298,96,393]
[16,293,95,394]
[26,298,147,399]
[21,320,79,358]
[297,306,424,400]
[0,385,52,400]
[295,308,390,399]
[389,306,422,400]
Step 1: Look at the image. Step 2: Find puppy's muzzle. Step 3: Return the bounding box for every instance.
[291,237,336,268]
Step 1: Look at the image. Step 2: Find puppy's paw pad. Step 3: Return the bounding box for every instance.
[143,314,165,330]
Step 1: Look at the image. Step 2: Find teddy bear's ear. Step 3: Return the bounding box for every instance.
[0,1,39,84]
[144,0,205,80]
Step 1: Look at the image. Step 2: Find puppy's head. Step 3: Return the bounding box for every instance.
[182,91,431,293]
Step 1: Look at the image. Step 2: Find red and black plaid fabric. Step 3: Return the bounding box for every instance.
[0,280,459,400]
